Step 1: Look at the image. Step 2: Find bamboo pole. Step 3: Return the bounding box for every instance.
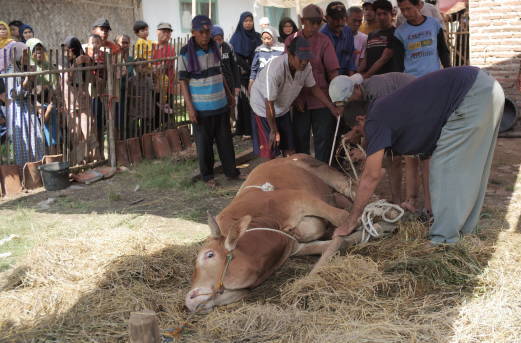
[106,52,116,168]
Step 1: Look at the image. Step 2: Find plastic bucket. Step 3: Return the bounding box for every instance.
[499,98,518,133]
[38,162,70,191]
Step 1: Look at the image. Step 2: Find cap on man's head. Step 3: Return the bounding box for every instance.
[92,18,111,30]
[291,36,313,60]
[329,74,364,103]
[326,1,348,19]
[302,4,324,20]
[362,0,376,7]
[210,25,224,38]
[192,15,212,31]
[157,22,173,31]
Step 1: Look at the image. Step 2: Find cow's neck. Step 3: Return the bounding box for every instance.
[225,229,296,289]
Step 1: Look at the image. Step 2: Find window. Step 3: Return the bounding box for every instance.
[263,6,290,29]
[180,0,218,33]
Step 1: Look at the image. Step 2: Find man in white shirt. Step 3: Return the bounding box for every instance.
[347,6,368,70]
[249,37,341,159]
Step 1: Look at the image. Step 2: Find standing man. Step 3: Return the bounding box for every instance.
[359,0,403,78]
[359,0,379,34]
[329,72,416,205]
[179,15,240,187]
[347,6,368,71]
[321,1,357,76]
[250,37,341,159]
[152,23,176,128]
[394,0,450,77]
[285,4,340,163]
[333,67,504,245]
[396,0,444,26]
[91,18,121,57]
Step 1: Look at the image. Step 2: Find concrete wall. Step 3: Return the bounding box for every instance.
[2,0,140,48]
[470,0,521,112]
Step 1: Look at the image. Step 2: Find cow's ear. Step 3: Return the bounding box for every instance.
[224,215,251,251]
[207,211,222,238]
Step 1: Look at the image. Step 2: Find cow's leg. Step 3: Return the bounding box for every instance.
[278,192,349,231]
[292,240,331,256]
[289,154,354,199]
[293,216,327,242]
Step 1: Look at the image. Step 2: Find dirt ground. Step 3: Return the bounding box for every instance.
[0,137,520,342]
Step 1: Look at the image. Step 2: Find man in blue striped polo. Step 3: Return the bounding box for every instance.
[179,15,240,187]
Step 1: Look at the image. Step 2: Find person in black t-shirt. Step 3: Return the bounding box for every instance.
[358,0,403,78]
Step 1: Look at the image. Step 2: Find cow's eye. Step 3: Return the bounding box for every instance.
[205,251,215,259]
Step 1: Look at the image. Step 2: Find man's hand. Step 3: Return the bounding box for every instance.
[294,98,305,112]
[228,95,236,109]
[188,107,198,124]
[329,105,342,118]
[333,221,358,237]
[269,130,280,149]
[234,88,240,97]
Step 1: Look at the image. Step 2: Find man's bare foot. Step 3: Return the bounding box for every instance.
[333,224,356,237]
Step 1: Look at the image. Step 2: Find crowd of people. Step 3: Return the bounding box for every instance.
[2,1,502,246]
[178,0,505,246]
[0,17,179,167]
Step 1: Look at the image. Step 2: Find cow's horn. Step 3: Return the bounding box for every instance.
[207,211,222,238]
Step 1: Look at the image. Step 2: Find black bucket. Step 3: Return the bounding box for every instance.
[499,98,518,133]
[38,162,70,191]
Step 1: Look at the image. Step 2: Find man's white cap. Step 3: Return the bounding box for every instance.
[259,17,271,26]
[329,74,364,102]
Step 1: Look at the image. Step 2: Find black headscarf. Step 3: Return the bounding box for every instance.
[63,36,84,60]
[229,12,261,58]
[278,17,298,43]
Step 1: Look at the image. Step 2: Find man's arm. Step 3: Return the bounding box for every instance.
[309,85,342,117]
[265,99,280,148]
[437,29,451,68]
[180,80,197,124]
[333,149,385,236]
[362,48,394,78]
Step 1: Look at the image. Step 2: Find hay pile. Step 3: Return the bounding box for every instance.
[0,216,518,343]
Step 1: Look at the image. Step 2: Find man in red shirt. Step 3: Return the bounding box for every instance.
[152,23,176,129]
[285,4,340,162]
[91,18,121,59]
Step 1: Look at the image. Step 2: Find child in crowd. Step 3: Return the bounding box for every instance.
[133,20,154,60]
[248,26,284,90]
[127,59,154,137]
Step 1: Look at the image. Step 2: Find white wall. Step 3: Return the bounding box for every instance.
[141,0,374,43]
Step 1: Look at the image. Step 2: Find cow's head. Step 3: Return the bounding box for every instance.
[185,212,255,312]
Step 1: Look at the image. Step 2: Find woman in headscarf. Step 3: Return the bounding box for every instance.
[61,36,99,164]
[229,12,261,138]
[278,17,298,43]
[26,38,61,150]
[19,24,34,43]
[4,37,45,168]
[0,21,18,73]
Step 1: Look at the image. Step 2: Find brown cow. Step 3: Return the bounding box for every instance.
[185,154,363,312]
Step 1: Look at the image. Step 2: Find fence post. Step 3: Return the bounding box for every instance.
[106,52,116,168]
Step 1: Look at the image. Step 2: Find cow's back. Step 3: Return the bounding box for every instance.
[239,158,332,200]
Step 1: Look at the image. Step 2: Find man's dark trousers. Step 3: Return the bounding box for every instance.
[292,107,336,162]
[194,112,239,181]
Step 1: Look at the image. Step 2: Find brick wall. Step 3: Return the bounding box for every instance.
[470,0,521,115]
[3,0,141,49]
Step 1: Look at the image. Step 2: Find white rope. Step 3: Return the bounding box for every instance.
[360,200,404,243]
[246,227,298,242]
[243,182,275,192]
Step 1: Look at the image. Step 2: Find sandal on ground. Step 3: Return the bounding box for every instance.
[204,179,219,188]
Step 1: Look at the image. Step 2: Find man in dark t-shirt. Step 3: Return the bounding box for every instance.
[359,0,403,77]
[333,66,505,245]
